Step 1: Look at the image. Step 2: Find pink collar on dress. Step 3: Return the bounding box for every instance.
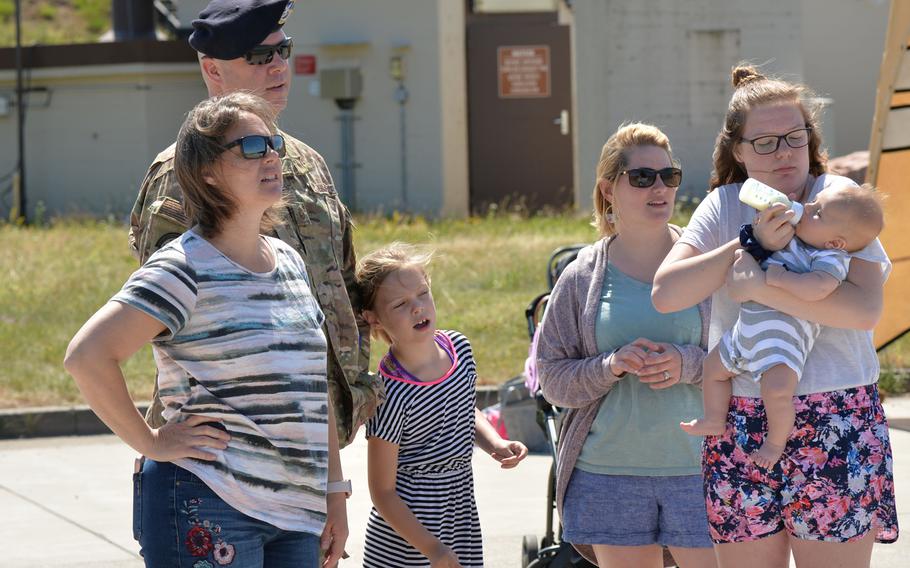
[379,331,459,386]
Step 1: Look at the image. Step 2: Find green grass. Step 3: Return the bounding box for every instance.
[3,211,910,408]
[72,0,111,34]
[0,213,602,408]
[354,213,604,384]
[0,0,112,46]
[0,219,155,407]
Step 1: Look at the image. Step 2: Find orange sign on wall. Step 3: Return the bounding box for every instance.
[294,54,317,75]
[497,45,550,99]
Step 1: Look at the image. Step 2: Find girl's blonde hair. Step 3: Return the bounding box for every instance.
[175,91,286,238]
[710,63,827,191]
[592,122,675,237]
[355,242,434,343]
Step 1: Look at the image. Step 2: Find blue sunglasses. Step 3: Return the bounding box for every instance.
[223,134,286,159]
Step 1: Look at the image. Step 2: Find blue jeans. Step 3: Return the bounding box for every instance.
[134,459,321,568]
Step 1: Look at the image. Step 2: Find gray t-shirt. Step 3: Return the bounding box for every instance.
[678,174,891,397]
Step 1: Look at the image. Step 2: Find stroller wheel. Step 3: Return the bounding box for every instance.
[521,534,540,568]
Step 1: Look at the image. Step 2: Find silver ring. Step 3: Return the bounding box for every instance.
[663,371,671,381]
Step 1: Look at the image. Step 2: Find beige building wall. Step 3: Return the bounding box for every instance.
[2,1,885,219]
[0,64,205,218]
[0,0,469,219]
[280,0,469,215]
[570,0,804,210]
[800,0,890,157]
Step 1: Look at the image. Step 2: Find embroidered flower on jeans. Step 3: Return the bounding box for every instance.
[193,561,214,568]
[213,541,236,565]
[186,525,214,557]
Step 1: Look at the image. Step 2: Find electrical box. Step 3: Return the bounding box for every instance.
[319,68,363,100]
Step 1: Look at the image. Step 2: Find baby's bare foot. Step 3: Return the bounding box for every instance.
[680,418,725,436]
[750,442,785,469]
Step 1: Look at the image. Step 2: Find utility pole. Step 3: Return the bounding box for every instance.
[13,0,26,223]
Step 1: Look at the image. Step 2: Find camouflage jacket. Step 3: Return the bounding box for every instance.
[128,130,383,447]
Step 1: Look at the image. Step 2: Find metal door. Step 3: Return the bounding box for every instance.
[467,12,574,212]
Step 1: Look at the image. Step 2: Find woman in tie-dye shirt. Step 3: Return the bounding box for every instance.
[65,92,348,568]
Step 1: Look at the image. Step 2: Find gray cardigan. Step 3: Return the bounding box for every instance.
[536,231,710,563]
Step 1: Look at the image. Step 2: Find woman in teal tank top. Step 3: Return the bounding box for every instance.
[537,123,715,568]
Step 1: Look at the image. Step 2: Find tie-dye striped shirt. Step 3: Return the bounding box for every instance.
[112,231,329,534]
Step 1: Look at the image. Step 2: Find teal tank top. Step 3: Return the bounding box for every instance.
[576,262,704,476]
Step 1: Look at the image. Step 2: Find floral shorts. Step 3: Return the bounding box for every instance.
[703,384,899,544]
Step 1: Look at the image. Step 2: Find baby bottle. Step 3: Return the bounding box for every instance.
[738,178,803,225]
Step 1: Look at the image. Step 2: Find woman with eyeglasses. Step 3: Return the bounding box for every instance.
[653,65,898,568]
[65,92,348,568]
[536,123,716,568]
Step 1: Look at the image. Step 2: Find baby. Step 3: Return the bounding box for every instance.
[682,183,885,468]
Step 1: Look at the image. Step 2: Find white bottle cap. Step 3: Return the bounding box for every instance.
[790,202,803,225]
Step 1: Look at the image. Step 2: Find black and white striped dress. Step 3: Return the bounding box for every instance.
[363,330,483,567]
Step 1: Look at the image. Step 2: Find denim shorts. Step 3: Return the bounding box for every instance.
[134,459,320,568]
[562,469,713,548]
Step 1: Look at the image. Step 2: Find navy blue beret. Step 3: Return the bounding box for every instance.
[189,0,294,60]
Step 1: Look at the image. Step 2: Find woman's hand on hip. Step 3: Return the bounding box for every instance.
[321,492,349,568]
[726,250,766,303]
[753,203,795,252]
[145,415,231,462]
[636,342,683,390]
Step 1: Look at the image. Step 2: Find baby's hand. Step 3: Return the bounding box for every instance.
[726,250,764,303]
[765,264,786,288]
[490,440,528,469]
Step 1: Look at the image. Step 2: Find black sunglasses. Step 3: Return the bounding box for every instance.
[243,37,294,65]
[223,134,286,159]
[618,167,682,188]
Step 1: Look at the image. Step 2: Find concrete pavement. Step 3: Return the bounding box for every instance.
[0,432,555,568]
[1,400,909,567]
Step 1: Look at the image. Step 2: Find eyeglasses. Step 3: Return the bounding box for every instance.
[243,37,294,65]
[740,127,812,155]
[223,134,286,159]
[618,167,682,188]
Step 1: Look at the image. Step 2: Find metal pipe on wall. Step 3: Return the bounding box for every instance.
[14,0,26,223]
[390,52,409,211]
[336,107,358,211]
[396,82,409,210]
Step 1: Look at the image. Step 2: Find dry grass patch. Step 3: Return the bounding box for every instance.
[0,214,598,407]
[3,211,907,409]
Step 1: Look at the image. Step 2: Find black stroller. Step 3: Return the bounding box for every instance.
[520,245,677,568]
[520,245,595,568]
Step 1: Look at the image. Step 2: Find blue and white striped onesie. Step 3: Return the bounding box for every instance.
[718,238,850,381]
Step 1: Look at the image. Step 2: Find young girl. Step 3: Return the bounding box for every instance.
[356,243,529,568]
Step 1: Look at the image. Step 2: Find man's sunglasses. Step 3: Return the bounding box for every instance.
[223,135,286,159]
[243,37,294,65]
[618,167,682,188]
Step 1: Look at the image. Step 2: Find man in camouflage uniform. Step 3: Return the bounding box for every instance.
[128,0,381,447]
